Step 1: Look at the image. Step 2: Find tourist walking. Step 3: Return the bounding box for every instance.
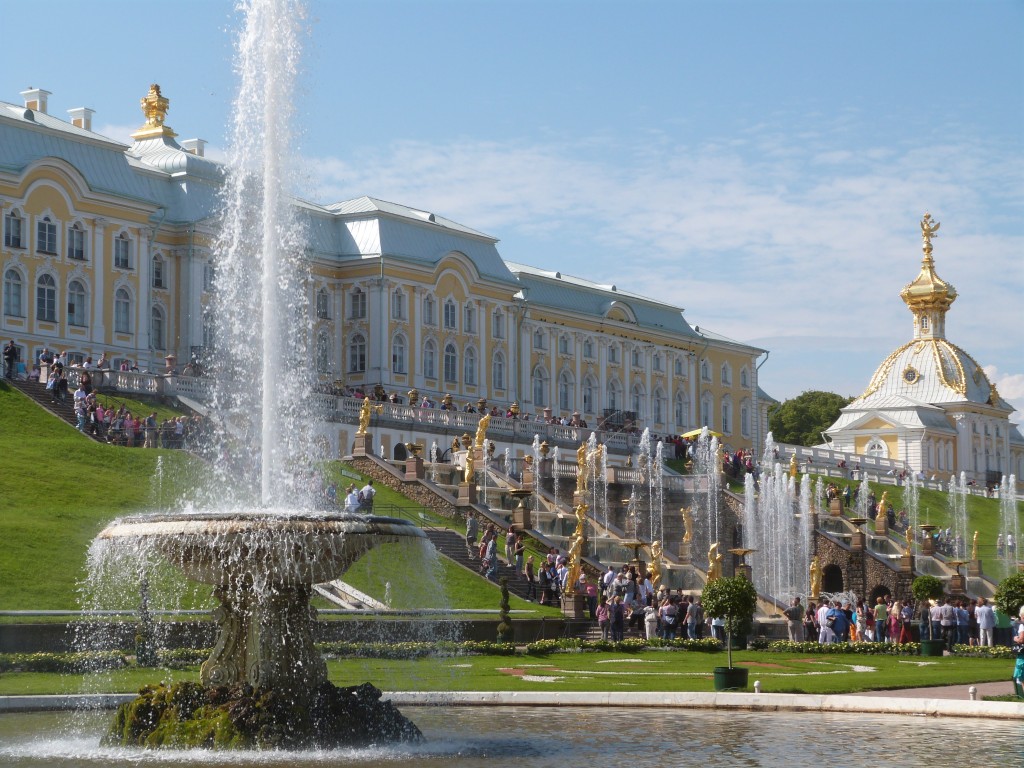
[783,597,804,642]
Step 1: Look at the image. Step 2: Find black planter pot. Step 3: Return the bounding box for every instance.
[920,639,946,657]
[713,666,749,691]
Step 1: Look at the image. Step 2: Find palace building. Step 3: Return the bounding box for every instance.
[825,214,1024,483]
[0,85,770,449]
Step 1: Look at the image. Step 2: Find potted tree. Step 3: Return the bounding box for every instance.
[701,575,758,691]
[911,574,946,656]
[994,572,1024,635]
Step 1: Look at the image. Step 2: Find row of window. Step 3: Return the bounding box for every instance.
[2,269,166,346]
[3,211,138,269]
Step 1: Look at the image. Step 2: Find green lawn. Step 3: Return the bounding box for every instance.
[0,650,1012,696]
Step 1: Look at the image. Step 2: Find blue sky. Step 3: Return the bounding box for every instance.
[3,0,1022,417]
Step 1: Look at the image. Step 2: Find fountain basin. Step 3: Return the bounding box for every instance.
[97,511,426,587]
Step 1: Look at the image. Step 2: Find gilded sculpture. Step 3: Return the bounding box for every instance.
[356,397,382,436]
[576,443,590,494]
[649,540,663,589]
[681,507,694,543]
[809,555,822,598]
[474,413,491,449]
[904,525,914,557]
[971,530,979,561]
[707,542,722,582]
[920,212,940,254]
[565,503,588,595]
[463,452,475,484]
[789,454,798,478]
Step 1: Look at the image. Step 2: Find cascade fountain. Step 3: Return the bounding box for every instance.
[999,474,1020,572]
[85,0,425,750]
[693,428,721,552]
[947,471,969,559]
[904,471,921,555]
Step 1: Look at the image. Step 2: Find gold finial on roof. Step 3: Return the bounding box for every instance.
[920,212,940,258]
[131,84,177,140]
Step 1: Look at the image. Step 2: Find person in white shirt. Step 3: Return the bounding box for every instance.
[975,597,996,647]
[359,479,376,511]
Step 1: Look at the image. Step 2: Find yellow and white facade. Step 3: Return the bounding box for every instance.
[1,85,769,450]
[825,215,1024,482]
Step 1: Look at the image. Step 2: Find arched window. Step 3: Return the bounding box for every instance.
[464,303,476,334]
[113,232,132,269]
[348,333,366,372]
[3,269,24,317]
[652,387,665,424]
[674,357,684,376]
[150,306,165,349]
[150,256,164,288]
[3,209,24,248]
[391,288,406,320]
[533,329,546,351]
[558,370,574,412]
[582,338,594,359]
[740,399,751,437]
[607,379,621,411]
[701,359,710,382]
[492,351,505,391]
[464,347,476,385]
[866,437,888,459]
[68,280,88,327]
[423,295,436,326]
[423,340,437,379]
[68,222,86,260]
[653,353,662,372]
[36,215,57,254]
[37,274,57,322]
[674,391,689,429]
[316,331,331,372]
[444,343,458,382]
[720,363,732,386]
[491,310,505,339]
[558,334,571,355]
[721,396,733,434]
[349,288,366,319]
[631,348,642,368]
[583,375,597,414]
[631,383,645,420]
[608,344,619,364]
[701,391,714,429]
[114,287,131,332]
[391,334,406,374]
[443,300,457,330]
[740,366,750,388]
[532,366,549,406]
[316,288,329,319]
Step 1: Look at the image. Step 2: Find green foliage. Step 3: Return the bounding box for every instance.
[701,576,758,668]
[0,650,130,673]
[768,390,852,447]
[767,641,921,656]
[994,572,1024,619]
[911,574,945,601]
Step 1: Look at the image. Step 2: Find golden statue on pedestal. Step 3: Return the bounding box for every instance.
[789,454,798,479]
[971,530,979,561]
[707,542,722,582]
[356,397,382,436]
[463,452,475,484]
[681,507,694,543]
[809,555,822,598]
[904,525,914,557]
[877,491,890,519]
[920,212,940,255]
[576,442,590,494]
[565,503,588,595]
[474,413,491,449]
[649,540,663,589]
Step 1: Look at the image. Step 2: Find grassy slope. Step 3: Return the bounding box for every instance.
[0,383,555,615]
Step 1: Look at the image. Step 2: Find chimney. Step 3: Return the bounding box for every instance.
[67,107,95,131]
[20,87,52,114]
[180,138,208,157]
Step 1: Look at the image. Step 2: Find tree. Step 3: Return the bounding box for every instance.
[496,577,514,642]
[701,576,758,669]
[911,575,945,640]
[769,390,852,447]
[994,573,1024,621]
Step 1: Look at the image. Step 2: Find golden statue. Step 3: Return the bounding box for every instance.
[789,454,798,478]
[971,530,979,561]
[565,503,588,595]
[474,413,491,448]
[681,507,694,543]
[904,525,914,557]
[809,555,822,598]
[878,491,890,518]
[451,436,461,452]
[707,543,722,582]
[920,212,940,255]
[463,452,475,484]
[356,397,381,435]
[649,540,663,589]
[576,442,591,495]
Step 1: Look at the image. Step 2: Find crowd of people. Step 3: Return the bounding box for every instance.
[781,593,1014,651]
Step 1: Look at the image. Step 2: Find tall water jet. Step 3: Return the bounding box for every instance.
[999,475,1019,572]
[947,472,968,559]
[904,471,921,556]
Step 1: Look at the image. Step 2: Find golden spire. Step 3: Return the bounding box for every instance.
[900,213,956,340]
[131,84,177,140]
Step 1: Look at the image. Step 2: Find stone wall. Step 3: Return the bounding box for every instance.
[814,532,914,602]
[348,456,460,521]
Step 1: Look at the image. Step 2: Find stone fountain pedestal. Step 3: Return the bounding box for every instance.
[829,498,843,517]
[352,433,374,457]
[405,455,424,480]
[967,558,982,578]
[457,481,477,506]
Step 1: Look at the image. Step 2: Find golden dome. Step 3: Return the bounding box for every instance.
[899,213,957,313]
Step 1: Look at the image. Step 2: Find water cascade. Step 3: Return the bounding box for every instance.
[999,475,1019,571]
[947,472,968,559]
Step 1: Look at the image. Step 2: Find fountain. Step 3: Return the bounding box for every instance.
[948,471,969,560]
[84,0,425,750]
[999,474,1020,573]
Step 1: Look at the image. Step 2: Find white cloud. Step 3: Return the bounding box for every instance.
[985,366,1024,421]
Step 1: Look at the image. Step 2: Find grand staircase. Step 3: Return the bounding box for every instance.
[423,528,539,603]
[5,376,105,442]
